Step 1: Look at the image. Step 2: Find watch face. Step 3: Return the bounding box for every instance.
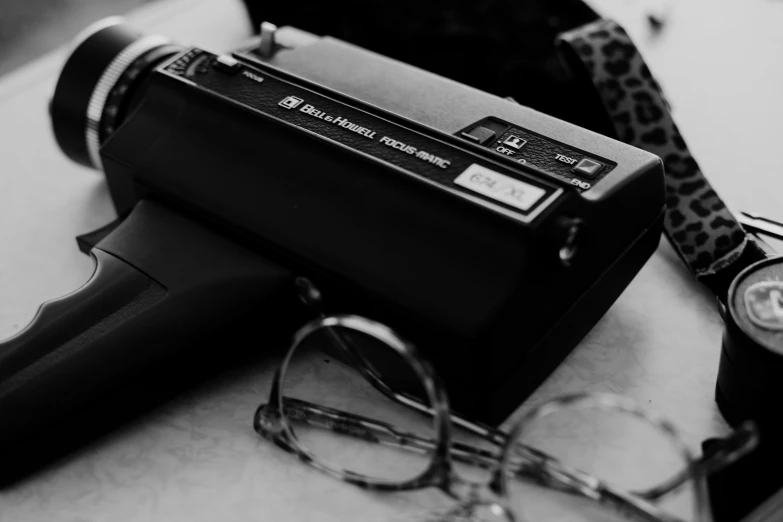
[730,257,783,355]
[744,281,783,331]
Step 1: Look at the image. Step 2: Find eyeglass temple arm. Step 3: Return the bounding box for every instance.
[269,397,497,465]
[272,397,687,522]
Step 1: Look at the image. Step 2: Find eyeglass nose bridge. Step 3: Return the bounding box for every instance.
[436,449,512,518]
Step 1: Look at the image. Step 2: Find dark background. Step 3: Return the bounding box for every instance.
[243,0,602,130]
[0,0,604,130]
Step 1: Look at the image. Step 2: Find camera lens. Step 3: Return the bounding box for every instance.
[50,18,183,170]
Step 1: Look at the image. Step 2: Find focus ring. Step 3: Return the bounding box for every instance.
[85,34,169,170]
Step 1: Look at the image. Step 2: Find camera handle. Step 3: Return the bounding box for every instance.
[0,199,294,469]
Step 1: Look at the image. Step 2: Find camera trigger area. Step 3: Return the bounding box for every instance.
[0,199,296,465]
[75,217,124,255]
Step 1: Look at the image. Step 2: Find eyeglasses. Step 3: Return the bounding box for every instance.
[253,280,758,521]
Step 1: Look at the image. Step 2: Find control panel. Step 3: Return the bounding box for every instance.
[160,51,566,224]
[457,117,616,191]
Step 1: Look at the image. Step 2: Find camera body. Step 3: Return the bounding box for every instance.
[45,22,664,425]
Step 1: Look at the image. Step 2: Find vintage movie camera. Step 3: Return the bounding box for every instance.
[0,19,663,457]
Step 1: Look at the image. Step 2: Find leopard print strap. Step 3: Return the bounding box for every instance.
[557,19,765,284]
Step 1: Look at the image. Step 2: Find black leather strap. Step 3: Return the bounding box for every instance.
[557,19,767,299]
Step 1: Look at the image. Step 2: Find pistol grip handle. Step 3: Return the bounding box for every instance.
[0,249,155,385]
[0,199,294,467]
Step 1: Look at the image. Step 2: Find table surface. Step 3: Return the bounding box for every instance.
[1,0,782,520]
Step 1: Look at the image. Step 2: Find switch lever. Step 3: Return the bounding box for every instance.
[258,21,277,58]
[461,126,496,145]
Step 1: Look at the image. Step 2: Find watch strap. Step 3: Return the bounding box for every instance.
[556,19,767,297]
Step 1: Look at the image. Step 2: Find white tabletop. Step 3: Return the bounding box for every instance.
[0,0,782,520]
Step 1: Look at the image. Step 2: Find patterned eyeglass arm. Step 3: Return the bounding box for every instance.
[276,397,684,521]
[275,397,498,467]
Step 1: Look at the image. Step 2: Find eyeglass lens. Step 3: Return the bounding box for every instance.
[279,324,437,483]
[503,398,699,521]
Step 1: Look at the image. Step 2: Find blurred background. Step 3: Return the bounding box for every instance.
[0,0,606,131]
[0,0,158,76]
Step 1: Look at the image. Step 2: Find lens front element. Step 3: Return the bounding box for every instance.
[51,18,178,170]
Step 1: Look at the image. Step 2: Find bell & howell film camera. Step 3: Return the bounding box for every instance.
[0,19,663,457]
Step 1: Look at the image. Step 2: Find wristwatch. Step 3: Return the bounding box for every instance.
[557,19,783,520]
[558,18,780,429]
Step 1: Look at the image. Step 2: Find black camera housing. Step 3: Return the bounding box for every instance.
[85,26,663,422]
[0,22,666,464]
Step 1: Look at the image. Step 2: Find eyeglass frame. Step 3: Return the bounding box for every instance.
[253,310,758,521]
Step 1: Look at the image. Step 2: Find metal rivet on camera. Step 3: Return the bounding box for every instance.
[559,219,583,267]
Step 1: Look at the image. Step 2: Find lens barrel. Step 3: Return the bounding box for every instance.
[50,18,180,170]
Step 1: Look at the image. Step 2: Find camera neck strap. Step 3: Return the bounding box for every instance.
[557,19,768,300]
